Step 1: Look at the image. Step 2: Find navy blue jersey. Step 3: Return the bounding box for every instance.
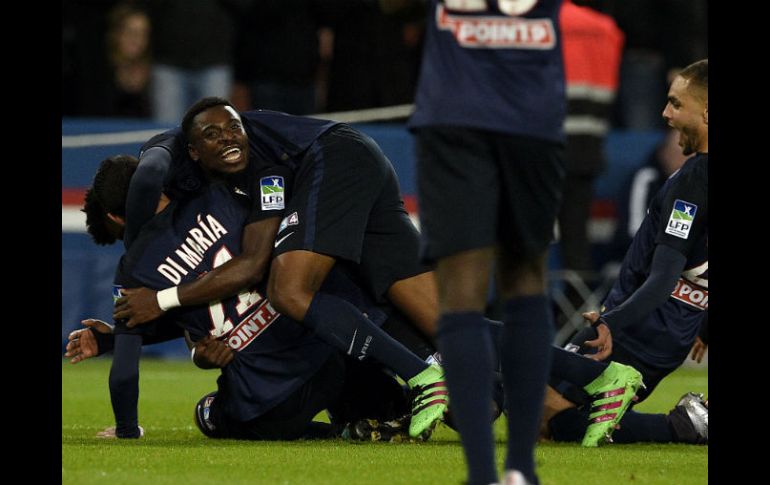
[114,180,334,421]
[409,0,566,142]
[238,110,340,172]
[604,153,708,367]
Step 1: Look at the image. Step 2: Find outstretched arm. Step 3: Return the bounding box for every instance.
[600,244,686,334]
[107,333,144,438]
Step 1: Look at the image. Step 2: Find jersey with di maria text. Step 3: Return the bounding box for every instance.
[114,180,333,421]
[604,153,708,367]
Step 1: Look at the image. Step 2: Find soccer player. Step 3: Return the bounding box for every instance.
[546,59,708,446]
[79,154,439,441]
[409,1,567,484]
[111,98,449,439]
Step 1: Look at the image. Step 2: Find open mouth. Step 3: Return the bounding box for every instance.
[221,146,242,163]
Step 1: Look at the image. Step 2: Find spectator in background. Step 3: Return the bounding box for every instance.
[104,3,152,118]
[320,0,425,112]
[555,0,623,326]
[610,128,688,261]
[147,0,244,123]
[605,0,708,129]
[230,0,324,115]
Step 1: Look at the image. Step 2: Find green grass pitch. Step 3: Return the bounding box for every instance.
[62,358,707,484]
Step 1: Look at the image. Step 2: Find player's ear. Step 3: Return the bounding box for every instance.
[188,143,199,161]
[702,101,708,125]
[106,213,126,226]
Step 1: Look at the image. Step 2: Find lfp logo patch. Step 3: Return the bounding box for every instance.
[260,176,285,211]
[665,199,698,239]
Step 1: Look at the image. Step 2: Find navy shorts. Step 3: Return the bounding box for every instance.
[415,126,566,262]
[274,125,430,300]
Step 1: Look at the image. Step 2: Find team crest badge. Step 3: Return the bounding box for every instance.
[260,176,285,211]
[665,199,698,239]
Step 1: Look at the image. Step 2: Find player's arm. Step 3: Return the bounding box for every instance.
[600,160,707,336]
[107,332,144,438]
[184,330,235,369]
[114,216,280,327]
[691,311,708,363]
[65,317,185,364]
[114,166,293,328]
[124,147,173,248]
[598,245,686,332]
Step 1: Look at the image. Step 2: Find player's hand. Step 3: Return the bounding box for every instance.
[193,335,234,369]
[690,336,708,363]
[583,321,612,361]
[581,311,600,325]
[65,319,113,364]
[113,287,165,328]
[96,425,144,439]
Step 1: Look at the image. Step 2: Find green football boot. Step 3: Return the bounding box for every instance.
[406,364,448,440]
[581,362,644,447]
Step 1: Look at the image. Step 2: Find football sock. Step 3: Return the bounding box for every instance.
[381,311,436,361]
[304,292,427,380]
[501,295,554,485]
[613,410,674,443]
[436,311,497,485]
[550,345,606,386]
[549,407,674,443]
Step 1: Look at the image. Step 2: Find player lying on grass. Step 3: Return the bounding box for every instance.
[73,154,479,441]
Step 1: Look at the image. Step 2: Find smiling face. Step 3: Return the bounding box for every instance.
[662,75,708,156]
[187,105,249,174]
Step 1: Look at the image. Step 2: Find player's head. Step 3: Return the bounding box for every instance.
[182,97,249,175]
[662,59,708,155]
[82,155,138,245]
[194,391,223,438]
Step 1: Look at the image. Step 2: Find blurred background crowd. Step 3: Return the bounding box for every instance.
[62,0,707,130]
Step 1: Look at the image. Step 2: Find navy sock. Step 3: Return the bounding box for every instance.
[304,292,427,380]
[549,407,674,443]
[501,295,554,484]
[437,312,498,485]
[613,410,674,443]
[550,345,606,387]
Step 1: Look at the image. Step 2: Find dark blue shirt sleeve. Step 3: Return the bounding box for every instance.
[655,156,708,257]
[601,244,686,333]
[124,147,172,248]
[109,333,143,438]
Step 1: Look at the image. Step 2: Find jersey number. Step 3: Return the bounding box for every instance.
[207,247,263,338]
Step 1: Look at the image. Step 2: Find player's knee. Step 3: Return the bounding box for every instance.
[498,252,548,296]
[194,391,223,438]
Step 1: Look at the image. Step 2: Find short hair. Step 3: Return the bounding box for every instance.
[678,59,708,100]
[181,97,237,140]
[82,155,139,245]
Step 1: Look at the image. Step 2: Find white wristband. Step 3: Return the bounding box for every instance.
[190,346,197,363]
[156,287,181,311]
